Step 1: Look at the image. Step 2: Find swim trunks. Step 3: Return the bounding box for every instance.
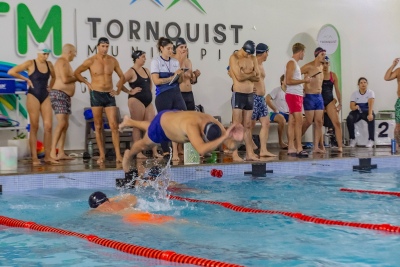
[285,93,303,113]
[303,94,324,111]
[49,89,71,114]
[395,98,400,124]
[231,92,254,110]
[252,95,268,120]
[148,110,173,143]
[90,90,116,108]
[269,111,289,122]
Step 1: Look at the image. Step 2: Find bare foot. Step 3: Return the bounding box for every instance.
[116,156,123,163]
[313,148,326,154]
[260,151,277,157]
[122,150,131,172]
[232,154,244,162]
[97,157,105,164]
[32,159,42,166]
[119,115,130,132]
[172,156,180,161]
[50,152,57,159]
[136,152,148,159]
[279,143,288,149]
[44,158,60,165]
[337,147,343,153]
[246,153,260,161]
[57,153,74,160]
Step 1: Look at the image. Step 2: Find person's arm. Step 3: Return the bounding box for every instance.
[74,58,93,90]
[266,94,278,113]
[145,68,154,95]
[229,54,257,82]
[47,61,56,89]
[332,72,342,110]
[113,60,125,95]
[59,59,77,84]
[248,56,260,82]
[384,58,400,81]
[367,91,375,121]
[150,59,183,85]
[7,60,34,88]
[350,101,359,111]
[286,61,310,85]
[121,68,134,94]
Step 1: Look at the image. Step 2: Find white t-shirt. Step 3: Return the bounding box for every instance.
[268,86,289,113]
[284,58,303,96]
[150,56,180,96]
[350,89,375,112]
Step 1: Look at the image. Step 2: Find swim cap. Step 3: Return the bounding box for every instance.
[88,191,109,208]
[242,40,255,55]
[97,37,109,46]
[314,47,326,57]
[203,122,222,142]
[325,55,330,62]
[256,43,269,54]
[175,37,187,48]
[132,50,145,61]
[37,43,51,53]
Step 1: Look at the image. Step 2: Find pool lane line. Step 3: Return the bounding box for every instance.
[0,215,243,267]
[169,195,400,234]
[340,188,400,197]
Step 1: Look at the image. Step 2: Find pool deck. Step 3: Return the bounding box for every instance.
[0,145,398,176]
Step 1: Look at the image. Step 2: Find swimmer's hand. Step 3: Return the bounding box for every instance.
[174,69,184,76]
[304,76,311,83]
[129,87,142,95]
[85,82,93,90]
[393,58,400,66]
[27,79,34,88]
[193,69,201,77]
[226,123,244,142]
[109,89,120,97]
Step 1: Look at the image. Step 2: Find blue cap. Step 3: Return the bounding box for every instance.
[88,191,109,208]
[325,56,330,62]
[256,43,269,54]
[242,40,255,55]
[203,122,222,142]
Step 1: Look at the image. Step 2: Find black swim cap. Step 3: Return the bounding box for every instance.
[175,37,187,48]
[88,191,109,208]
[97,37,109,46]
[203,122,222,142]
[132,50,145,61]
[242,40,255,55]
[314,47,326,57]
[256,43,269,54]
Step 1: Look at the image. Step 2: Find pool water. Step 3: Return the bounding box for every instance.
[1,168,400,266]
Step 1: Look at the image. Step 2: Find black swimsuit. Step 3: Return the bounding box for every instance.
[28,60,50,104]
[321,72,335,107]
[128,67,152,107]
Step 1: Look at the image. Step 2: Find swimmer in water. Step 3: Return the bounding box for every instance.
[88,191,175,224]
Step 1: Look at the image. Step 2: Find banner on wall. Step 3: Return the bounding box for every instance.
[317,24,341,92]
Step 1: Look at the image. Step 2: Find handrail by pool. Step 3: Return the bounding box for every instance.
[0,215,243,267]
[169,195,400,234]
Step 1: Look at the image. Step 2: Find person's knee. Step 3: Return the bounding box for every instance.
[43,121,52,133]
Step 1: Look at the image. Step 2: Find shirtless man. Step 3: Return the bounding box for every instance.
[8,43,58,165]
[301,47,326,154]
[252,43,275,157]
[173,38,201,111]
[119,110,244,172]
[229,40,260,161]
[285,43,311,157]
[384,57,400,152]
[74,37,125,164]
[49,44,77,160]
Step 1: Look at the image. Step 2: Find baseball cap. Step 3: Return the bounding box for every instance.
[37,43,51,53]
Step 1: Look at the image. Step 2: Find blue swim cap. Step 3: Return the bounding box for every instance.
[256,43,269,54]
[175,37,187,48]
[242,40,255,55]
[203,122,222,142]
[88,191,109,208]
[132,50,145,61]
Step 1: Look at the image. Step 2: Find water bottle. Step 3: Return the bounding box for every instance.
[88,141,93,157]
[391,139,396,154]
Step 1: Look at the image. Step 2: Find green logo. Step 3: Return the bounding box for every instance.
[167,0,206,13]
[0,2,10,13]
[16,4,62,55]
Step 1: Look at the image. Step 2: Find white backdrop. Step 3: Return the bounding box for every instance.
[0,0,399,150]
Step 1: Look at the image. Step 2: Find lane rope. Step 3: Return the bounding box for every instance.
[169,195,400,233]
[0,215,243,267]
[340,188,400,197]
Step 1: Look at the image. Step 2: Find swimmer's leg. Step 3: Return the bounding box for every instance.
[119,115,150,132]
[123,133,154,172]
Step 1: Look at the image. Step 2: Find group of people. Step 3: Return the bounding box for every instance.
[7,36,400,166]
